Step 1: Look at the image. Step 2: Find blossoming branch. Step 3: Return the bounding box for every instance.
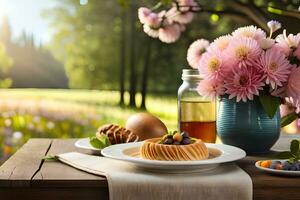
[138,0,200,43]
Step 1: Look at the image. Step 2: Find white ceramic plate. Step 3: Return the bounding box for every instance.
[101,142,246,173]
[255,160,300,176]
[75,138,101,154]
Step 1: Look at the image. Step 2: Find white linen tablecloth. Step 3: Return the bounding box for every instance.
[57,152,252,200]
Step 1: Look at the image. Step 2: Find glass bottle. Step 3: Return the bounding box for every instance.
[178,69,216,143]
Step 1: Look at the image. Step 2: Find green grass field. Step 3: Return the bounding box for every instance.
[0,88,177,128]
[0,89,177,163]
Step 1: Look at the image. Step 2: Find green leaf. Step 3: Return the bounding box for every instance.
[42,155,58,161]
[281,113,298,128]
[276,151,293,159]
[259,93,280,118]
[290,140,300,155]
[289,157,296,164]
[89,135,111,149]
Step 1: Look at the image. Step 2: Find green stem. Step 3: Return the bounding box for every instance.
[151,2,162,11]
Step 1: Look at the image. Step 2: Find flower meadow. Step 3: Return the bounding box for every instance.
[0,89,178,164]
[0,97,102,163]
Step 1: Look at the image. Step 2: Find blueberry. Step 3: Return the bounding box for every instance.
[270,161,281,169]
[181,131,189,138]
[182,138,191,145]
[272,160,281,164]
[282,161,292,170]
[163,138,173,145]
[290,163,299,171]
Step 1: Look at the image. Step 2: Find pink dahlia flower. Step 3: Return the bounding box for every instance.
[207,35,232,52]
[198,49,230,80]
[158,23,181,43]
[197,78,225,100]
[285,97,300,114]
[166,7,194,24]
[232,25,266,42]
[225,67,264,102]
[187,39,210,69]
[225,37,262,68]
[287,67,300,100]
[257,48,292,89]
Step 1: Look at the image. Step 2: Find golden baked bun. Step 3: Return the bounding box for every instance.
[140,138,209,161]
[125,113,167,141]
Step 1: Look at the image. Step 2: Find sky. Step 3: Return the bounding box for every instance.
[0,0,60,44]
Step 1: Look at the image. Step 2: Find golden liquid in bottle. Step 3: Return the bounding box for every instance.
[179,100,216,143]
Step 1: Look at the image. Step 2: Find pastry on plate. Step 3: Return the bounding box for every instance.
[97,124,139,144]
[140,131,209,161]
[90,124,139,149]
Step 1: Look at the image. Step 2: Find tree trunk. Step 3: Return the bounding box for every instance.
[140,39,152,110]
[129,1,137,108]
[119,9,126,106]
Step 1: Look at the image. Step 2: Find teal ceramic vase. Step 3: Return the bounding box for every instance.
[217,97,280,154]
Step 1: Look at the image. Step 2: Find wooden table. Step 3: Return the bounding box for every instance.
[0,137,300,200]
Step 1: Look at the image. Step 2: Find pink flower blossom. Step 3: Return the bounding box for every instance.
[275,31,300,56]
[207,35,232,52]
[177,0,198,12]
[187,39,209,69]
[143,24,159,38]
[138,7,163,31]
[293,43,300,59]
[225,67,264,102]
[285,97,300,114]
[232,25,266,42]
[138,7,151,24]
[198,49,230,80]
[158,23,181,43]
[166,7,194,24]
[225,37,262,68]
[260,38,275,50]
[257,48,292,89]
[267,20,282,33]
[197,78,225,100]
[287,67,300,100]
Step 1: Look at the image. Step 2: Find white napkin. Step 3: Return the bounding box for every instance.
[57,152,252,200]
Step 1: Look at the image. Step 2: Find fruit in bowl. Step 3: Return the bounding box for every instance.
[140,131,209,161]
[258,140,300,172]
[258,160,300,171]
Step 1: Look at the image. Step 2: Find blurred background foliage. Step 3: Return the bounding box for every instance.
[0,0,299,163]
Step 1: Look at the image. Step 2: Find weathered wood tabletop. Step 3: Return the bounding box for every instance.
[0,136,300,200]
